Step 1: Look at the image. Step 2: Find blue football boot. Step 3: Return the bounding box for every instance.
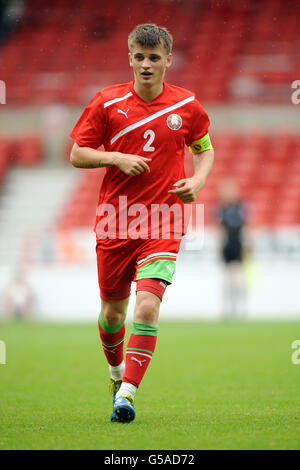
[113,394,136,423]
[109,378,122,422]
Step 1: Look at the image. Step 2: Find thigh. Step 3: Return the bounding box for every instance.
[96,240,138,302]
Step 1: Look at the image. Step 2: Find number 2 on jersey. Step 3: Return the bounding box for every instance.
[143,129,155,152]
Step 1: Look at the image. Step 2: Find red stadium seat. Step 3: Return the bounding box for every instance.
[11,136,44,166]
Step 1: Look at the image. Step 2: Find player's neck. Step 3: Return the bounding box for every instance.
[133,81,164,102]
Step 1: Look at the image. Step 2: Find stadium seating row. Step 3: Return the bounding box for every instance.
[0,0,299,104]
[0,135,44,185]
[59,132,300,228]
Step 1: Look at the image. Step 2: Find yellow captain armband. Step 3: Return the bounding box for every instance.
[189,133,213,154]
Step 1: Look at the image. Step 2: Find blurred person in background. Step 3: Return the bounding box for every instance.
[3,269,34,321]
[216,178,250,321]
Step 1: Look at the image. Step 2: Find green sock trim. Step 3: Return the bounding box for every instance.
[98,313,125,334]
[127,347,154,354]
[132,321,158,336]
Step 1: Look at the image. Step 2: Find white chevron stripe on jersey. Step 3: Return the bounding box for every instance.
[103,92,133,109]
[110,95,195,145]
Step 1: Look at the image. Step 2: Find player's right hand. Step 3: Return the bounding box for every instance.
[113,153,152,176]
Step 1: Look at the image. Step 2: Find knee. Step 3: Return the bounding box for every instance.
[134,296,159,324]
[101,306,125,328]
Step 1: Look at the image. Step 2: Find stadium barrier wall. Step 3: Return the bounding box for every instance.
[0,258,299,322]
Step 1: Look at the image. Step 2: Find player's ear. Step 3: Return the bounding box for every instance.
[166,53,172,68]
[128,52,133,68]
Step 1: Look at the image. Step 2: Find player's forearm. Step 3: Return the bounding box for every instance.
[192,149,214,185]
[70,144,118,169]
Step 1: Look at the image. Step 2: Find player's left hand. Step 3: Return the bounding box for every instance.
[168,177,205,203]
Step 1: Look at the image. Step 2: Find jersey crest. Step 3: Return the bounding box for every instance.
[167,113,182,130]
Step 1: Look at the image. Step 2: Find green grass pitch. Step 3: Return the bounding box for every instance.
[0,321,300,450]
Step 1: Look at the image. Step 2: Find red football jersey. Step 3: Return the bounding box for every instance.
[70,81,210,242]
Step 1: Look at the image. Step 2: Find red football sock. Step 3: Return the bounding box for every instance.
[123,322,158,388]
[98,314,125,367]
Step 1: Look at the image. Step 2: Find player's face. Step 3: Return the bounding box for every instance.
[129,43,172,89]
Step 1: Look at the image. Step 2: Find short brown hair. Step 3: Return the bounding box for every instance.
[128,23,173,55]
